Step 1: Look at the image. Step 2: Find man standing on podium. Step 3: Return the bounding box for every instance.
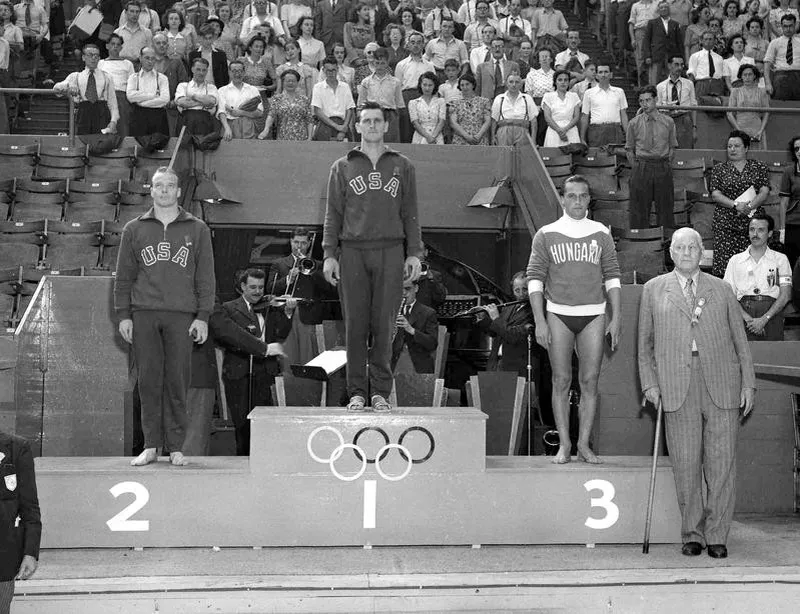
[323,101,423,413]
[638,227,755,559]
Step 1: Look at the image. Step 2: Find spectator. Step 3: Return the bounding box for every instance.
[468,22,495,73]
[721,0,743,39]
[764,14,800,100]
[218,58,264,139]
[398,6,423,39]
[724,213,792,341]
[498,0,531,59]
[628,0,660,87]
[384,23,407,71]
[343,1,374,66]
[297,15,325,69]
[391,279,439,374]
[438,57,463,104]
[237,34,277,115]
[643,1,683,87]
[53,42,119,135]
[396,30,434,141]
[116,0,159,31]
[780,135,800,269]
[311,54,355,140]
[463,0,498,50]
[322,40,355,87]
[188,22,229,87]
[516,35,532,77]
[276,37,317,96]
[740,0,763,36]
[373,0,401,37]
[570,58,597,100]
[162,8,191,60]
[408,70,445,143]
[450,71,491,144]
[114,1,153,62]
[126,46,170,139]
[491,71,537,145]
[687,30,724,99]
[554,30,589,86]
[171,3,197,40]
[353,38,377,84]
[281,0,312,37]
[493,0,511,20]
[416,243,447,308]
[98,33,135,138]
[424,16,468,75]
[626,84,677,229]
[152,31,188,132]
[743,17,768,75]
[668,0,693,29]
[477,36,518,99]
[423,0,458,40]
[541,68,581,147]
[261,68,313,139]
[213,2,241,62]
[0,2,23,56]
[314,0,351,55]
[723,34,756,90]
[175,57,220,135]
[608,0,633,55]
[727,64,769,150]
[240,0,285,44]
[656,54,697,149]
[768,0,798,40]
[530,0,567,54]
[708,130,770,277]
[707,0,725,22]
[458,0,499,26]
[524,47,554,98]
[684,4,711,60]
[579,64,628,148]
[707,16,728,56]
[356,46,403,141]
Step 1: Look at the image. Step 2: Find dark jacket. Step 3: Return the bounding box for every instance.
[478,302,535,377]
[416,269,447,309]
[114,207,216,322]
[643,17,683,65]
[221,296,292,380]
[313,0,351,53]
[188,48,230,89]
[272,254,336,325]
[0,432,41,582]
[391,300,439,374]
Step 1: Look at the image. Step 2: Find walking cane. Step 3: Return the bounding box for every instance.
[247,354,254,414]
[642,397,663,554]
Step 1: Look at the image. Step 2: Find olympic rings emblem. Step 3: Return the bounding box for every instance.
[306,425,435,482]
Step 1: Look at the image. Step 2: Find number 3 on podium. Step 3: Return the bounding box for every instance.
[584,479,619,530]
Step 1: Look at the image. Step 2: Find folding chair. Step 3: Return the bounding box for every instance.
[616,226,666,284]
[671,157,706,192]
[0,220,45,269]
[388,373,445,408]
[42,220,103,271]
[118,180,152,223]
[65,179,120,222]
[590,188,630,230]
[0,178,12,221]
[86,146,136,181]
[35,143,88,180]
[0,143,37,178]
[11,178,66,222]
[540,152,573,178]
[768,162,788,196]
[98,220,124,270]
[133,146,173,183]
[685,189,715,247]
[466,372,527,455]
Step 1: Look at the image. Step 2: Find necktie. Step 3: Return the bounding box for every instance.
[484,47,491,62]
[86,69,98,103]
[671,80,678,103]
[494,59,502,88]
[708,51,715,78]
[25,3,31,27]
[787,36,794,66]
[404,304,411,318]
[683,278,694,310]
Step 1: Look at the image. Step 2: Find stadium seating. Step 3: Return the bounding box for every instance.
[86,146,136,182]
[134,147,173,183]
[0,220,45,269]
[615,227,666,284]
[35,143,87,180]
[65,179,120,223]
[11,178,66,222]
[42,220,102,271]
[0,143,37,178]
[574,152,618,193]
[591,188,630,230]
[98,221,124,270]
[118,180,152,223]
[671,158,707,192]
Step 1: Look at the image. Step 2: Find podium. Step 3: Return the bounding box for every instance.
[34,406,681,548]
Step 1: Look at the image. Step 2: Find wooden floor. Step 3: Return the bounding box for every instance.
[12,515,800,613]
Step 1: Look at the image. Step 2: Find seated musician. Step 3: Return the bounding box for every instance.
[475,270,535,377]
[272,227,335,367]
[391,279,439,374]
[415,244,448,310]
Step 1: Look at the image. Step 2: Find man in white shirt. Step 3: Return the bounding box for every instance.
[554,31,589,85]
[240,0,287,44]
[463,0,499,49]
[763,14,800,100]
[114,1,153,63]
[218,60,264,140]
[0,36,8,133]
[579,64,628,147]
[175,57,220,134]
[530,0,568,52]
[425,18,469,75]
[497,0,531,55]
[687,30,724,98]
[423,0,459,40]
[628,0,659,86]
[14,0,55,71]
[491,72,537,145]
[469,23,496,73]
[126,46,170,139]
[457,0,498,26]
[396,32,436,142]
[657,54,697,148]
[723,213,792,341]
[53,43,119,135]
[311,55,355,141]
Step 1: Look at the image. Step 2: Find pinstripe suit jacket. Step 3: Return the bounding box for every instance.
[637,271,755,413]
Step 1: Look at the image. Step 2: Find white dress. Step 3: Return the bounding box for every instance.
[541,90,581,147]
[409,96,446,144]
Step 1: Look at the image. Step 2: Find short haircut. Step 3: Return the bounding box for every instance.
[108,33,125,45]
[281,68,302,84]
[458,72,477,90]
[562,174,591,194]
[728,129,751,149]
[511,270,527,288]
[191,57,210,69]
[229,59,244,71]
[736,62,760,80]
[670,227,703,250]
[372,47,389,61]
[417,71,439,95]
[491,36,506,47]
[668,54,684,64]
[781,13,797,25]
[708,17,722,27]
[749,212,774,232]
[126,1,140,11]
[239,268,266,286]
[322,55,338,68]
[82,43,100,55]
[139,46,155,57]
[789,135,800,163]
[475,0,490,8]
[291,227,311,239]
[152,166,179,184]
[638,84,657,99]
[583,59,597,69]
[444,58,460,70]
[198,23,216,37]
[359,101,388,121]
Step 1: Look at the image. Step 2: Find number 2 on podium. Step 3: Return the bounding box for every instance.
[584,479,619,530]
[106,482,150,532]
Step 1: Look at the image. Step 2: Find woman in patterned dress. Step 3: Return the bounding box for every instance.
[213,2,241,62]
[408,71,446,144]
[238,34,277,133]
[449,73,491,145]
[708,130,771,277]
[343,2,375,67]
[258,69,313,140]
[275,37,317,97]
[726,64,769,150]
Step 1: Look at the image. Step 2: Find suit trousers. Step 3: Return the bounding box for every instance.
[740,296,784,341]
[664,356,740,546]
[673,112,694,149]
[0,580,12,614]
[340,242,405,400]
[400,89,421,143]
[132,310,193,451]
[182,387,215,455]
[629,158,675,230]
[648,58,668,86]
[224,369,274,456]
[633,28,647,86]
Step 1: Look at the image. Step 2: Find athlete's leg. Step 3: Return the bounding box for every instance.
[546,312,577,464]
[574,314,606,463]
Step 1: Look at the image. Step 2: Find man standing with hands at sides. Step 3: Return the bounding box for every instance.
[323,102,423,412]
[0,430,41,614]
[527,175,621,464]
[115,167,216,467]
[639,227,755,559]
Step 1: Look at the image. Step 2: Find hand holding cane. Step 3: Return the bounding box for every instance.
[642,396,663,554]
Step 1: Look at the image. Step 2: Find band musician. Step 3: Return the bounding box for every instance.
[222,268,292,456]
[272,227,335,367]
[415,244,448,310]
[391,279,439,374]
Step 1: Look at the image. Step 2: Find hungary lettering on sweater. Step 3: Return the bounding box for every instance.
[549,239,601,265]
[141,241,190,268]
[348,171,400,197]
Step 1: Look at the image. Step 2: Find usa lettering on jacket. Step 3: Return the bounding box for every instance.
[140,240,191,268]
[348,171,400,197]
[549,239,601,265]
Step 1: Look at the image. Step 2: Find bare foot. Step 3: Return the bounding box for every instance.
[577,447,603,464]
[551,446,571,464]
[131,448,158,466]
[169,451,188,466]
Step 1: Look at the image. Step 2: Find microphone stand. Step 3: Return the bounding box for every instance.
[526,325,533,456]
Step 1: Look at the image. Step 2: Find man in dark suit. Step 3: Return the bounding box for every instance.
[314,0,351,55]
[0,431,40,613]
[638,228,755,559]
[643,1,683,86]
[391,280,439,374]
[272,228,336,367]
[222,268,292,456]
[475,37,520,100]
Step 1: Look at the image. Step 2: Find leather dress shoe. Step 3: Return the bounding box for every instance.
[707,544,728,559]
[681,541,703,556]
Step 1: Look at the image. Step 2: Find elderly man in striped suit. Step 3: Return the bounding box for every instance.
[638,227,755,559]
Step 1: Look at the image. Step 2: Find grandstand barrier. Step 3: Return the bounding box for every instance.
[0,88,75,142]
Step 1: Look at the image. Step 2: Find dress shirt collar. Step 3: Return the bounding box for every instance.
[673,268,700,289]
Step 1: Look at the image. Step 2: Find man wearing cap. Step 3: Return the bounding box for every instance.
[126,46,170,140]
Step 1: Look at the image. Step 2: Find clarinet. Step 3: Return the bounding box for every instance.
[392,296,408,342]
